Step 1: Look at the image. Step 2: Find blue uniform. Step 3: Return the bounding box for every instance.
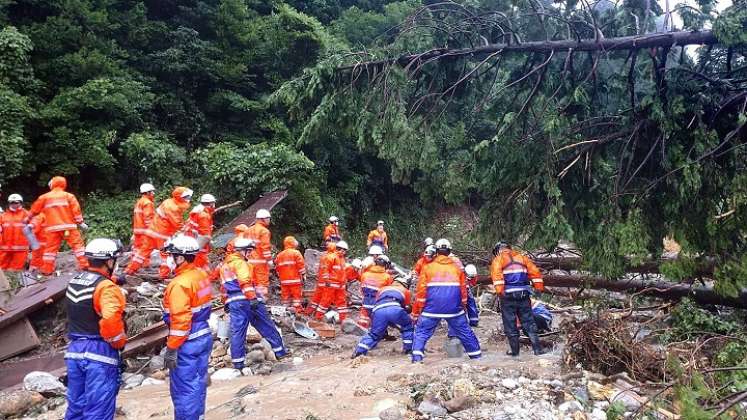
[448,287,479,337]
[354,285,414,356]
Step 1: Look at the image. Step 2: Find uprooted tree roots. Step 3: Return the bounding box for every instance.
[564,316,667,383]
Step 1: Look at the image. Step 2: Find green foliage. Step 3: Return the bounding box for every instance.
[83,192,135,242]
[605,401,626,420]
[714,253,747,298]
[667,299,742,341]
[0,86,31,184]
[119,131,187,185]
[713,3,747,47]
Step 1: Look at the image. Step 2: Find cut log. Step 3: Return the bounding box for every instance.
[477,274,747,308]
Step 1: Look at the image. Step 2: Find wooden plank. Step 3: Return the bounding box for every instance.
[0,353,65,390]
[0,319,41,361]
[213,190,288,248]
[0,274,71,330]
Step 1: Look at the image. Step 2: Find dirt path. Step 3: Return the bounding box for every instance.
[112,313,565,419]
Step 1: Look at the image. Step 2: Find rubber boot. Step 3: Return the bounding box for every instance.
[528,333,545,355]
[506,336,520,356]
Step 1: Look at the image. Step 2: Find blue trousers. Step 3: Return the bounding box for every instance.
[170,334,212,420]
[500,292,537,339]
[448,291,479,337]
[354,305,413,355]
[65,358,120,419]
[412,314,481,362]
[228,299,287,369]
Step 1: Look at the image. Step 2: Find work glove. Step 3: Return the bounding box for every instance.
[164,348,178,370]
[78,222,89,231]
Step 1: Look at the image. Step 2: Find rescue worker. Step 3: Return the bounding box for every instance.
[64,238,127,419]
[412,245,436,277]
[26,176,89,275]
[125,187,192,280]
[131,183,155,268]
[315,240,349,321]
[361,245,384,273]
[0,194,30,270]
[366,220,389,252]
[352,276,414,358]
[28,212,47,273]
[520,298,553,335]
[411,239,481,363]
[186,194,216,271]
[358,255,394,329]
[323,216,341,245]
[246,209,272,297]
[226,223,250,253]
[219,238,288,370]
[305,242,336,316]
[490,241,545,356]
[274,236,306,313]
[463,264,480,327]
[162,235,213,420]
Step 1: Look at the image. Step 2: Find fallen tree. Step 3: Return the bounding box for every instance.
[532,256,716,277]
[477,274,747,308]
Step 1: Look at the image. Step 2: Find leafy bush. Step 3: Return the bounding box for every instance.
[119,131,187,185]
[83,192,136,243]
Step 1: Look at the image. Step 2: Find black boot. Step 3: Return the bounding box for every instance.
[528,333,545,355]
[505,336,520,356]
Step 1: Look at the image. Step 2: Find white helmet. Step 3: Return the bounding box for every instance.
[465,264,477,278]
[376,220,384,226]
[424,237,434,247]
[435,238,451,252]
[336,240,349,251]
[368,245,384,256]
[84,238,123,260]
[180,188,194,199]
[164,234,200,255]
[233,237,256,252]
[139,183,155,194]
[351,258,363,270]
[424,245,436,258]
[256,209,271,219]
[7,194,22,203]
[375,255,391,267]
[200,194,216,204]
[329,216,339,223]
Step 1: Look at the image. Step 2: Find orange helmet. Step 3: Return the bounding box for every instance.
[283,236,298,249]
[326,242,337,252]
[48,176,67,190]
[234,223,250,235]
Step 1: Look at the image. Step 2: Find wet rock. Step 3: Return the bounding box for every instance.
[0,390,45,417]
[246,326,261,343]
[501,378,518,390]
[590,408,607,420]
[247,350,266,364]
[211,343,227,358]
[122,373,145,389]
[259,339,276,361]
[141,378,165,386]
[378,406,403,420]
[341,319,367,336]
[611,389,642,411]
[149,355,165,371]
[150,369,167,380]
[444,396,476,413]
[211,368,241,381]
[417,398,446,417]
[23,372,66,397]
[573,386,590,405]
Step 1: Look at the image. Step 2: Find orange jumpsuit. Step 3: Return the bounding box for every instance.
[186,205,214,271]
[357,265,393,329]
[132,195,155,267]
[315,250,348,321]
[27,176,88,274]
[126,187,190,279]
[28,213,47,271]
[0,206,30,270]
[246,221,271,297]
[306,245,336,316]
[323,223,340,244]
[412,255,432,277]
[367,229,389,250]
[274,239,306,312]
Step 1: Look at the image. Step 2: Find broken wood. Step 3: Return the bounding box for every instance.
[477,274,747,308]
[532,255,715,276]
[0,270,41,361]
[0,353,65,390]
[0,274,71,330]
[212,190,288,248]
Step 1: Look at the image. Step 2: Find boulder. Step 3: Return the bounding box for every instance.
[122,373,145,389]
[444,396,476,413]
[211,368,241,381]
[149,355,165,371]
[0,390,45,417]
[247,350,266,364]
[23,372,66,397]
[558,400,583,414]
[417,398,446,417]
[341,319,367,336]
[259,339,276,361]
[378,406,403,420]
[253,362,273,375]
[141,378,165,386]
[211,343,227,359]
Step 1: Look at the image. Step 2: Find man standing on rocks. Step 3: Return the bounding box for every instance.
[246,209,273,297]
[490,241,545,356]
[64,238,127,419]
[314,240,350,321]
[131,183,155,270]
[162,235,213,420]
[219,237,288,371]
[274,236,306,314]
[411,239,481,362]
